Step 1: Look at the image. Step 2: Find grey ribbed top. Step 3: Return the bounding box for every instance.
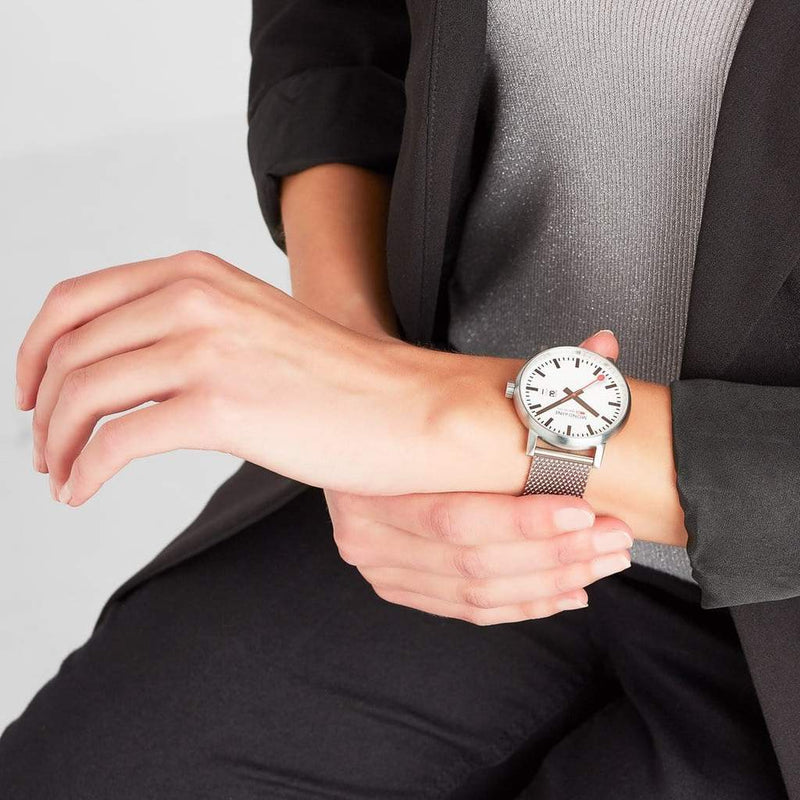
[446,0,755,581]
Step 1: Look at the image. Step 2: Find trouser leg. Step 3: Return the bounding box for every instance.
[522,566,788,800]
[0,487,609,800]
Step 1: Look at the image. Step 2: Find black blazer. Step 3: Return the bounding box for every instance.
[95,0,800,793]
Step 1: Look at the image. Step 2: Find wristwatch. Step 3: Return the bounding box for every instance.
[505,345,631,498]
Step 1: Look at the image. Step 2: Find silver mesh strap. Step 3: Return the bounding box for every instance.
[522,451,592,497]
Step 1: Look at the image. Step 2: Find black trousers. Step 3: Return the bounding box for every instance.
[0,487,787,799]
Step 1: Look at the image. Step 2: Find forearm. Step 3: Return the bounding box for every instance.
[280,163,399,340]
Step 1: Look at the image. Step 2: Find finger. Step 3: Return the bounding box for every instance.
[359,550,631,607]
[578,329,619,361]
[371,585,589,626]
[342,491,597,546]
[44,339,191,489]
[347,515,633,577]
[15,250,235,410]
[56,393,202,507]
[32,278,224,472]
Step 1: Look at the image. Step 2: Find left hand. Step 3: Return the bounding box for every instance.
[15,250,445,505]
[327,488,633,625]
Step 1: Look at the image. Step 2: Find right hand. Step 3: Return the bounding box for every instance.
[326,489,633,626]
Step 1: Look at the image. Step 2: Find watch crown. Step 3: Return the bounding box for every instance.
[505,381,516,399]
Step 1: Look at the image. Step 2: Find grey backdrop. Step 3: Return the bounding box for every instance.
[0,2,290,729]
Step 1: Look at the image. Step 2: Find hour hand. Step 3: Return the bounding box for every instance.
[563,387,599,417]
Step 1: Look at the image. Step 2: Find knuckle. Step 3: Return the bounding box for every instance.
[331,518,356,548]
[512,505,536,540]
[426,499,458,542]
[370,584,395,604]
[334,541,362,566]
[172,277,224,318]
[46,276,81,306]
[174,249,221,273]
[93,418,126,460]
[462,608,492,626]
[520,601,551,621]
[460,580,494,609]
[47,331,77,369]
[452,545,488,579]
[32,415,49,443]
[68,457,86,486]
[60,367,91,404]
[553,566,580,594]
[553,536,577,566]
[328,490,360,521]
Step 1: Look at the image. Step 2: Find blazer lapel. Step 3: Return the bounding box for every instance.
[681,0,800,379]
[387,0,487,345]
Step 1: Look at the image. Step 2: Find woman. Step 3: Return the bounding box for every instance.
[1,0,797,797]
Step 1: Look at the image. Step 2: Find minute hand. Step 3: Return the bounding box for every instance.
[536,376,602,415]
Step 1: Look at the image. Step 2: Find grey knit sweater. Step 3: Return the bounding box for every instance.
[446,0,755,581]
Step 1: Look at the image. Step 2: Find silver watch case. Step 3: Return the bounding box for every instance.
[506,345,632,468]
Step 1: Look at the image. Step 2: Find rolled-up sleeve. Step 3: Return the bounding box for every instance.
[247,0,411,254]
[669,378,800,609]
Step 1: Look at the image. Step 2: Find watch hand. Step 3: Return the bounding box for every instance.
[536,376,603,415]
[563,388,599,417]
[536,393,575,415]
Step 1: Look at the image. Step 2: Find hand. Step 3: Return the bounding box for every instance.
[327,489,633,625]
[15,250,448,505]
[324,329,632,624]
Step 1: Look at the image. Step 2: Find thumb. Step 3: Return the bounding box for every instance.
[579,329,619,361]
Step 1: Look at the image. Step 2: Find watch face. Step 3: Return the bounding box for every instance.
[515,346,630,448]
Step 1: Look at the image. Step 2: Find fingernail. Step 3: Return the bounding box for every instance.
[554,507,595,532]
[596,329,614,336]
[58,480,72,505]
[49,475,58,501]
[557,597,589,612]
[591,552,631,579]
[593,529,634,553]
[15,384,23,409]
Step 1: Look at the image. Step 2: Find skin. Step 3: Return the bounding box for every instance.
[15,163,689,625]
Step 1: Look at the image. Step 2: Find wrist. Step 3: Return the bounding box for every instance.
[582,377,688,547]
[412,352,688,549]
[417,350,532,494]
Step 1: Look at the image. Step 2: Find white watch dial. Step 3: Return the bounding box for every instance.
[518,346,629,441]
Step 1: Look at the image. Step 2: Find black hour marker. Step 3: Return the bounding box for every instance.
[530,403,541,409]
[525,385,538,392]
[586,425,595,435]
[605,383,617,389]
[593,367,601,375]
[574,358,580,368]
[534,368,545,377]
[553,359,560,368]
[544,417,554,427]
[566,425,572,436]
[601,415,613,424]
[609,401,621,407]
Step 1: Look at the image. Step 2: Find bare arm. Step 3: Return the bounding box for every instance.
[278,163,688,549]
[280,163,399,341]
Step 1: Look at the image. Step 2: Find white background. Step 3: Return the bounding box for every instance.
[0,2,290,729]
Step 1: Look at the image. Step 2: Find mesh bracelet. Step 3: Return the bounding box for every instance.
[522,450,593,498]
